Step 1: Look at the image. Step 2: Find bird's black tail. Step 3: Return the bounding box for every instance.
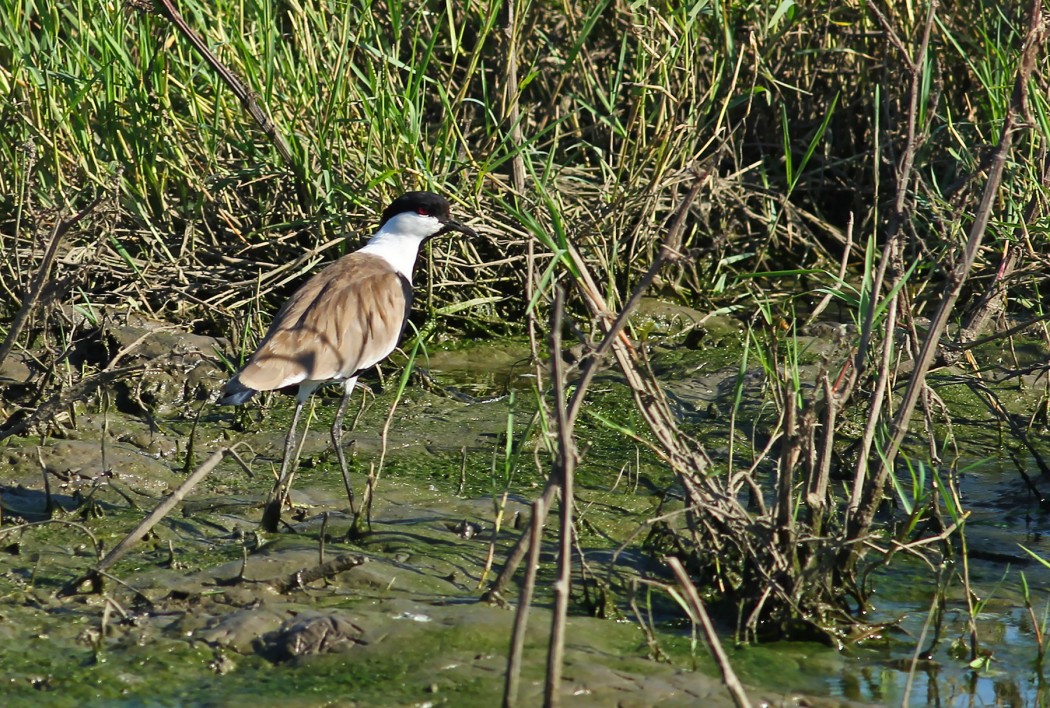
[217,377,257,405]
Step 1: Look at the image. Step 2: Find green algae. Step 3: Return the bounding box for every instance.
[4,333,1050,705]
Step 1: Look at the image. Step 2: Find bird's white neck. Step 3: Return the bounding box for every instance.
[357,211,441,283]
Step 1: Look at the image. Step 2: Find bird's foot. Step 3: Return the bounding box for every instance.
[260,500,283,533]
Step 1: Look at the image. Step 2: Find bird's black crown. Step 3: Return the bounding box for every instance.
[379,191,452,227]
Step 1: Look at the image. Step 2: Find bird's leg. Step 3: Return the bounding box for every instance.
[331,377,358,515]
[260,397,306,532]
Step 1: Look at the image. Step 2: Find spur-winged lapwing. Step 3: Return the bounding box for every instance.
[219,191,477,531]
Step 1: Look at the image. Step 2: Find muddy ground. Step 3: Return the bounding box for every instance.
[2,303,1050,705]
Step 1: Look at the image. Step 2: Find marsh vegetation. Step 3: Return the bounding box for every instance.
[2,0,1050,704]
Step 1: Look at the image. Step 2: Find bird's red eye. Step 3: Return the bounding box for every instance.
[417,207,430,216]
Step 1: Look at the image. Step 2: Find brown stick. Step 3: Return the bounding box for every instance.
[502,0,526,195]
[775,377,798,552]
[58,446,234,596]
[544,287,575,708]
[848,0,1048,544]
[565,238,711,506]
[354,351,415,534]
[483,177,711,600]
[147,0,295,167]
[666,556,751,708]
[562,182,713,500]
[272,553,367,593]
[0,195,103,372]
[805,375,837,533]
[950,155,1050,358]
[847,0,963,520]
[564,174,706,428]
[502,496,545,708]
[836,0,938,418]
[482,477,559,601]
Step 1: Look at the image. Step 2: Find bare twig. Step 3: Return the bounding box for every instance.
[502,496,545,708]
[145,0,295,167]
[564,174,706,428]
[544,286,575,708]
[483,478,559,601]
[272,553,367,594]
[502,0,526,195]
[353,350,416,535]
[484,176,717,600]
[775,377,798,552]
[951,155,1050,357]
[849,0,1048,545]
[805,212,854,326]
[666,556,751,708]
[0,195,103,372]
[843,1,939,517]
[58,445,237,596]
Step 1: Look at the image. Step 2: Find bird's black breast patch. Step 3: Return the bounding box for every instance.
[398,272,413,338]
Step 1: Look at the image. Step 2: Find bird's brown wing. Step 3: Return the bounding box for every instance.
[235,253,412,393]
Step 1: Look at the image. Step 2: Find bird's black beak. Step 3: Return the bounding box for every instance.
[439,218,478,238]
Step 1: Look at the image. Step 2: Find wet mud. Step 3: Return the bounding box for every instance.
[2,305,1050,705]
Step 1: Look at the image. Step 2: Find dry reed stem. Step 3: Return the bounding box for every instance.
[353,351,418,534]
[565,174,705,427]
[563,211,714,510]
[502,0,526,196]
[502,496,545,708]
[484,176,726,600]
[843,1,939,518]
[544,286,575,708]
[952,155,1050,358]
[666,556,751,708]
[148,0,295,167]
[775,377,798,553]
[848,0,1049,547]
[58,445,247,596]
[483,478,559,601]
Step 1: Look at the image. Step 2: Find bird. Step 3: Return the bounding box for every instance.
[218,191,477,532]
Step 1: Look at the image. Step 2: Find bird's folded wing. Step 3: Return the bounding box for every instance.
[236,254,412,392]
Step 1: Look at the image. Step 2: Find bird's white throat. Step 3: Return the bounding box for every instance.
[357,211,443,282]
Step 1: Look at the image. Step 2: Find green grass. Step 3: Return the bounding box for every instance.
[2,0,1045,324]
